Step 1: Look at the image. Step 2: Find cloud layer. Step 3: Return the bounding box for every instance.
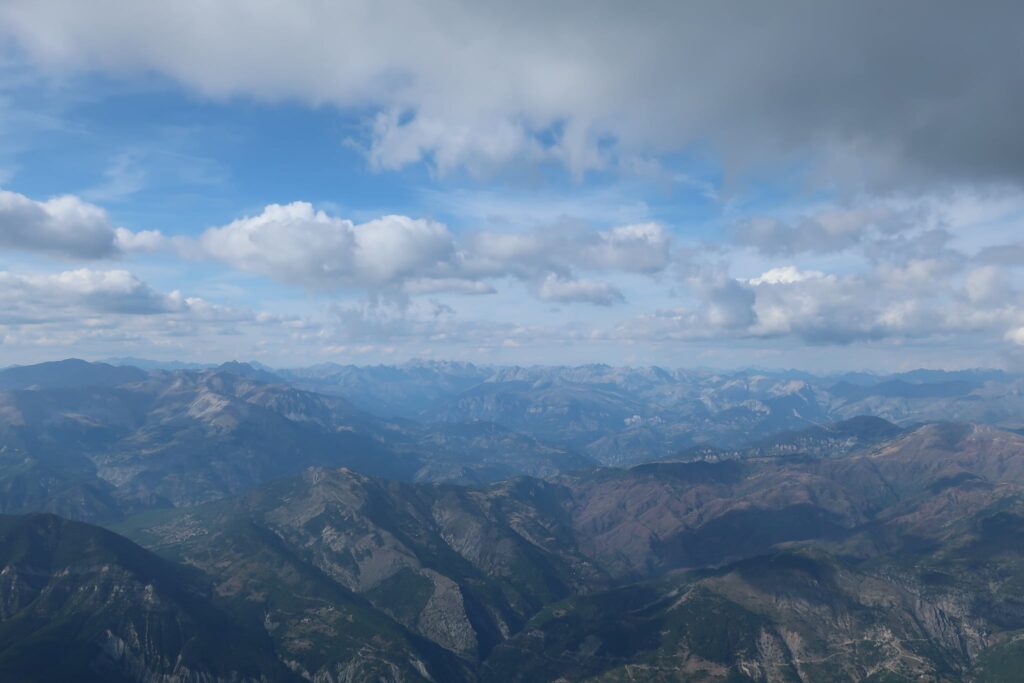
[2,1,1022,187]
[2,182,1024,366]
[1,4,1023,368]
[186,201,671,304]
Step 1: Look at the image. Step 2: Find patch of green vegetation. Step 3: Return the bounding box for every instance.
[366,567,434,623]
[481,580,774,682]
[667,589,763,664]
[0,514,294,682]
[972,637,1024,682]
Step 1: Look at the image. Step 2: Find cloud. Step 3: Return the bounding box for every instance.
[0,266,304,362]
[193,202,669,304]
[3,1,1021,187]
[79,147,229,203]
[743,259,1019,345]
[747,266,825,286]
[747,271,877,343]
[0,268,293,327]
[0,187,171,259]
[353,215,457,285]
[0,187,673,307]
[465,222,671,278]
[976,243,1024,266]
[327,298,515,347]
[367,109,543,176]
[80,151,147,202]
[689,271,756,330]
[114,227,168,252]
[733,205,920,256]
[196,202,457,290]
[403,278,496,296]
[0,268,182,320]
[536,274,624,306]
[331,301,423,343]
[615,251,1024,349]
[576,223,671,273]
[462,221,670,305]
[965,266,1010,305]
[0,188,119,258]
[1005,327,1024,346]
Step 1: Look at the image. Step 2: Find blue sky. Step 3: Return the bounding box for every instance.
[1,1,1023,371]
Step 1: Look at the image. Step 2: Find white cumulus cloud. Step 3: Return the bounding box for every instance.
[0,188,171,260]
[0,189,119,259]
[0,268,181,320]
[197,202,457,290]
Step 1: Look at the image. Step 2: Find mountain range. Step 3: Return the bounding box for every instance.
[1,359,1024,680]
[280,361,1024,464]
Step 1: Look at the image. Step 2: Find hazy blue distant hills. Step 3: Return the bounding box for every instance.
[103,356,212,371]
[0,368,421,514]
[0,361,604,520]
[830,378,977,400]
[214,360,286,384]
[281,360,491,417]
[6,358,1024,473]
[888,368,1013,384]
[275,360,1024,463]
[0,359,148,390]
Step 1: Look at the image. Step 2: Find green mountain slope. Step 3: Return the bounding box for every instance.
[0,513,294,683]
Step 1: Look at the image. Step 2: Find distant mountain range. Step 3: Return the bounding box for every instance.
[2,359,1024,680]
[2,357,1023,520]
[273,360,1024,462]
[0,359,600,521]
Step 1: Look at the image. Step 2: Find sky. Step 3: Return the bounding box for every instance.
[1,1,1023,372]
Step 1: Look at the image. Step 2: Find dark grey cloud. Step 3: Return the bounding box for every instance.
[733,215,868,256]
[1,1,1021,188]
[976,243,1024,266]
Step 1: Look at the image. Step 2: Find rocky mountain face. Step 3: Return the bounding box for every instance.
[477,424,1024,680]
[0,513,295,683]
[96,421,1024,681]
[121,468,604,665]
[485,547,1002,682]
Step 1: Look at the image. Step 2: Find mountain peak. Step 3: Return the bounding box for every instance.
[0,359,148,390]
[213,361,283,384]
